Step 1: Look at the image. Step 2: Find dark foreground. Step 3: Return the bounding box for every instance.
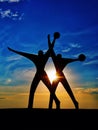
[0,108,97,129]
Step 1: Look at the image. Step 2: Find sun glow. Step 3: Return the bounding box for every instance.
[47,69,57,83]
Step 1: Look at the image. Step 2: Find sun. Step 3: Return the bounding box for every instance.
[47,69,57,83]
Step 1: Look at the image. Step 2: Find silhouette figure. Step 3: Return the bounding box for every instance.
[48,32,86,109]
[8,44,60,109]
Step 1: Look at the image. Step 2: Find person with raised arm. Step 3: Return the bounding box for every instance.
[8,37,60,109]
[48,32,86,109]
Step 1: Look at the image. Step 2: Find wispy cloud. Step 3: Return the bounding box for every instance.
[74,87,98,95]
[6,67,35,86]
[6,55,23,61]
[84,88,98,95]
[0,8,24,20]
[0,54,35,86]
[62,25,98,37]
[62,48,71,52]
[69,43,81,48]
[84,55,98,65]
[0,0,24,20]
[61,43,82,54]
[13,67,35,82]
[84,60,98,65]
[0,0,21,3]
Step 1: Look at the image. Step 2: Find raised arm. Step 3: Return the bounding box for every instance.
[44,34,55,57]
[8,47,36,60]
[45,32,60,58]
[48,34,51,48]
[64,54,86,63]
[47,34,56,57]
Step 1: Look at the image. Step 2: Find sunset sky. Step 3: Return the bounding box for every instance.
[0,0,98,109]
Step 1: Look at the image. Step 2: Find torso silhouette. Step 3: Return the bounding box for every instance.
[8,47,49,73]
[22,53,48,70]
[51,51,76,75]
[54,57,73,72]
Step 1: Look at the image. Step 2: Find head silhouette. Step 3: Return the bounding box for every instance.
[57,54,62,58]
[38,50,44,56]
[54,32,60,39]
[78,54,86,61]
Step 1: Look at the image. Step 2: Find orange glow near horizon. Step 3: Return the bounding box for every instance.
[0,86,98,109]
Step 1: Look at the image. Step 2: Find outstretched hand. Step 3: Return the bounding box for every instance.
[47,34,53,49]
[78,54,86,61]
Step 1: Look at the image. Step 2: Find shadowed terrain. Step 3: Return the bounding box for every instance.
[0,108,97,129]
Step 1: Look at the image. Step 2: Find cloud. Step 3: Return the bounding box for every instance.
[0,0,25,21]
[6,55,23,62]
[91,91,98,94]
[0,8,24,20]
[13,68,35,82]
[69,43,81,48]
[74,87,98,95]
[62,25,98,37]
[7,78,12,84]
[62,48,71,52]
[0,0,21,3]
[0,54,35,86]
[85,88,98,95]
[84,60,98,65]
[84,55,98,65]
[3,67,35,86]
[61,42,82,55]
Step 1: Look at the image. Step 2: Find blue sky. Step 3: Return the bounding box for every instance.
[0,0,98,108]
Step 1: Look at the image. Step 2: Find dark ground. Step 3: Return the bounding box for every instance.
[0,108,97,129]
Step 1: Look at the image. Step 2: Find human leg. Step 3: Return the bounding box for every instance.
[42,74,60,109]
[61,78,79,109]
[49,80,59,109]
[28,74,40,108]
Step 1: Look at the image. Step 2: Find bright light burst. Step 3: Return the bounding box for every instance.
[47,69,57,83]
